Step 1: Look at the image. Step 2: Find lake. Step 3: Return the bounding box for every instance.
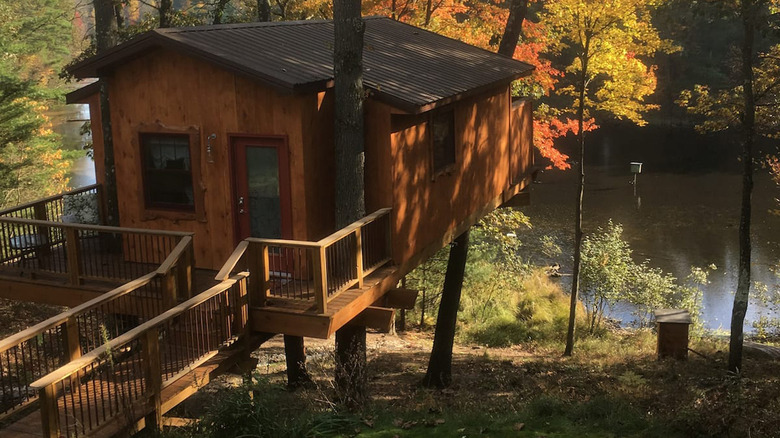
[48,103,96,188]
[520,123,780,331]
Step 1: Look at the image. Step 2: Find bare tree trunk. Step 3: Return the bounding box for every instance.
[113,0,124,29]
[283,335,312,388]
[159,0,173,28]
[422,230,469,388]
[424,0,433,26]
[94,0,119,226]
[333,0,366,405]
[564,55,589,357]
[496,0,529,57]
[257,0,270,21]
[729,0,755,373]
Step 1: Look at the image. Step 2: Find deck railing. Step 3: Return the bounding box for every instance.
[0,236,194,420]
[217,208,392,313]
[30,273,248,438]
[0,184,104,224]
[0,217,192,286]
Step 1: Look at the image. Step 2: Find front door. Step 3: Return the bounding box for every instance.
[231,136,292,242]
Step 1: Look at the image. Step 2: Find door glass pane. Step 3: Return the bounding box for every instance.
[246,146,281,238]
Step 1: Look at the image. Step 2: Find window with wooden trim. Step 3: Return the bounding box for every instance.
[431,109,455,173]
[141,132,196,211]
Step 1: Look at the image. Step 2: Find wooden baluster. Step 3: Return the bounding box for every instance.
[39,383,60,438]
[65,227,83,285]
[141,328,162,431]
[354,229,363,288]
[312,246,327,314]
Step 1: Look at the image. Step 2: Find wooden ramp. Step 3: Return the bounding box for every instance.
[2,273,253,438]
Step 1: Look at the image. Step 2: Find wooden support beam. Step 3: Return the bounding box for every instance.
[250,309,331,339]
[349,306,395,333]
[142,328,163,431]
[64,228,83,286]
[383,288,418,310]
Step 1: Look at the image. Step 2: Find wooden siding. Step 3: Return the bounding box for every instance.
[378,86,529,264]
[108,49,330,269]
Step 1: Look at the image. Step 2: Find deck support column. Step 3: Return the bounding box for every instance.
[39,384,60,438]
[334,324,366,408]
[283,335,312,388]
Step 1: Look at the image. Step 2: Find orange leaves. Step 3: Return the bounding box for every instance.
[534,117,598,170]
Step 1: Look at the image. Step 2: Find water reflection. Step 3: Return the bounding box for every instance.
[521,124,780,330]
[47,103,96,187]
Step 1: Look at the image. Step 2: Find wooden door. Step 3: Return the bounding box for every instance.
[231,136,292,242]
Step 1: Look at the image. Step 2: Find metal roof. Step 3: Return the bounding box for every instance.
[69,17,534,113]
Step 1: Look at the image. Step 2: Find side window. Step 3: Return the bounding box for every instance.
[141,133,195,211]
[431,109,455,173]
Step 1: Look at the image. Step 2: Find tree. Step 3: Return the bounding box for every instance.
[422,230,469,388]
[541,0,666,356]
[677,0,779,372]
[333,0,367,406]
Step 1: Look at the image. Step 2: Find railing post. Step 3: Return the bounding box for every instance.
[354,229,364,288]
[33,201,52,269]
[65,227,82,285]
[176,242,193,300]
[64,316,82,362]
[39,383,60,438]
[311,246,328,314]
[141,328,163,431]
[162,268,178,309]
[247,242,267,307]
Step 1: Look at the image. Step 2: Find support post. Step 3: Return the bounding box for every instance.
[39,384,60,438]
[176,243,193,299]
[142,328,163,431]
[162,268,177,309]
[247,242,265,307]
[312,246,328,314]
[65,227,82,285]
[354,229,363,288]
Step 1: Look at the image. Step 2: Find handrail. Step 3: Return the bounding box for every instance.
[30,272,249,390]
[0,233,195,420]
[241,208,392,313]
[0,236,194,355]
[0,272,157,356]
[0,184,100,217]
[316,208,391,246]
[215,240,248,281]
[0,216,193,237]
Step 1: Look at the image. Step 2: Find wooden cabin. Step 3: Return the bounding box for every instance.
[66,17,535,271]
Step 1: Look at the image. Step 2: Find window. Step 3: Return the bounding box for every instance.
[141,133,195,211]
[431,109,455,173]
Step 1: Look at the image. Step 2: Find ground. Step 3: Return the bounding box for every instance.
[169,329,780,438]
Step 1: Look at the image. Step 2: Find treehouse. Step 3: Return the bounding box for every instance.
[0,18,534,437]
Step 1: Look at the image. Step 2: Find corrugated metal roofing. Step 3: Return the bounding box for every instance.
[69,17,534,113]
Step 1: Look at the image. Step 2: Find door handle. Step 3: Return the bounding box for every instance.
[238,196,245,214]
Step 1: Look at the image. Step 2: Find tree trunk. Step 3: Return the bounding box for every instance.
[334,324,366,408]
[159,0,173,28]
[257,0,270,21]
[422,230,469,388]
[283,335,312,388]
[333,0,366,405]
[496,0,529,57]
[424,0,433,26]
[94,0,119,226]
[564,56,589,357]
[113,1,124,29]
[729,0,755,373]
[212,0,231,24]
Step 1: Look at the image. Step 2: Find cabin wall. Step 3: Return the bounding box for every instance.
[386,86,528,265]
[108,50,329,269]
